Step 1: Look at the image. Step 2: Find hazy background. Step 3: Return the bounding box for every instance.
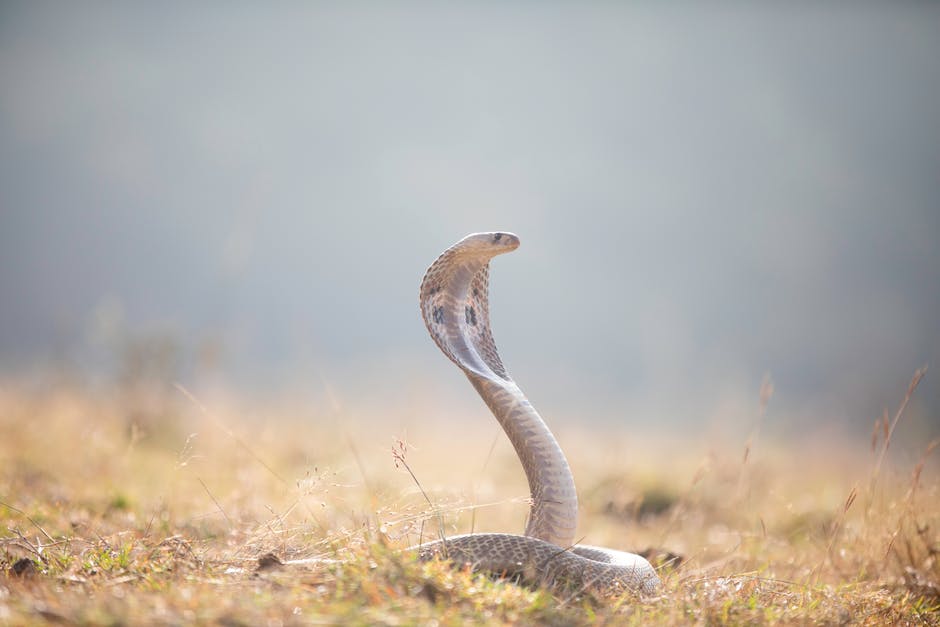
[1,3,937,438]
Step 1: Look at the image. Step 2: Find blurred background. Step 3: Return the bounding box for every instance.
[1,3,937,440]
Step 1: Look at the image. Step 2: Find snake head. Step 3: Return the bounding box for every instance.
[451,232,520,256]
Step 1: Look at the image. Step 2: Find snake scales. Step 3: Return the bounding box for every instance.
[415,232,660,596]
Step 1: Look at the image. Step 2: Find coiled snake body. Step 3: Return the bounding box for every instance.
[416,232,660,596]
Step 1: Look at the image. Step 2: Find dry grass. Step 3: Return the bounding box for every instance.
[0,370,937,625]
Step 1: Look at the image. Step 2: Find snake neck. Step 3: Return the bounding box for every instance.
[468,375,578,548]
[419,232,579,549]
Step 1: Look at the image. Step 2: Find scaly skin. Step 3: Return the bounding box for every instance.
[415,231,659,596]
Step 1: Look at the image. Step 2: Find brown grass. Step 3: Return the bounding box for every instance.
[0,369,937,625]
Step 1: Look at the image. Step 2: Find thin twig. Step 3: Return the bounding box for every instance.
[472,428,503,535]
[0,499,56,544]
[198,477,232,528]
[392,439,433,509]
[347,435,374,501]
[872,366,928,482]
[392,438,447,547]
[174,383,287,485]
[738,373,775,500]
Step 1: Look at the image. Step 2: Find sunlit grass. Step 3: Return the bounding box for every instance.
[0,370,937,625]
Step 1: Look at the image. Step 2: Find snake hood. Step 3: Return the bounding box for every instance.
[419,231,519,383]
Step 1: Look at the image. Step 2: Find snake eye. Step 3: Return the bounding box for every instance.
[493,233,503,242]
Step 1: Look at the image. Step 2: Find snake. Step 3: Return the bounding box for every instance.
[414,231,660,596]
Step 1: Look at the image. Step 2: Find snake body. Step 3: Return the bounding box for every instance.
[416,232,659,596]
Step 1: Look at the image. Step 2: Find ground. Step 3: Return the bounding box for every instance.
[0,373,937,625]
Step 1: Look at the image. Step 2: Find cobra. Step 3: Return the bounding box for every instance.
[415,232,660,596]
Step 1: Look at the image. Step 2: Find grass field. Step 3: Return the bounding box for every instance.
[0,370,937,625]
